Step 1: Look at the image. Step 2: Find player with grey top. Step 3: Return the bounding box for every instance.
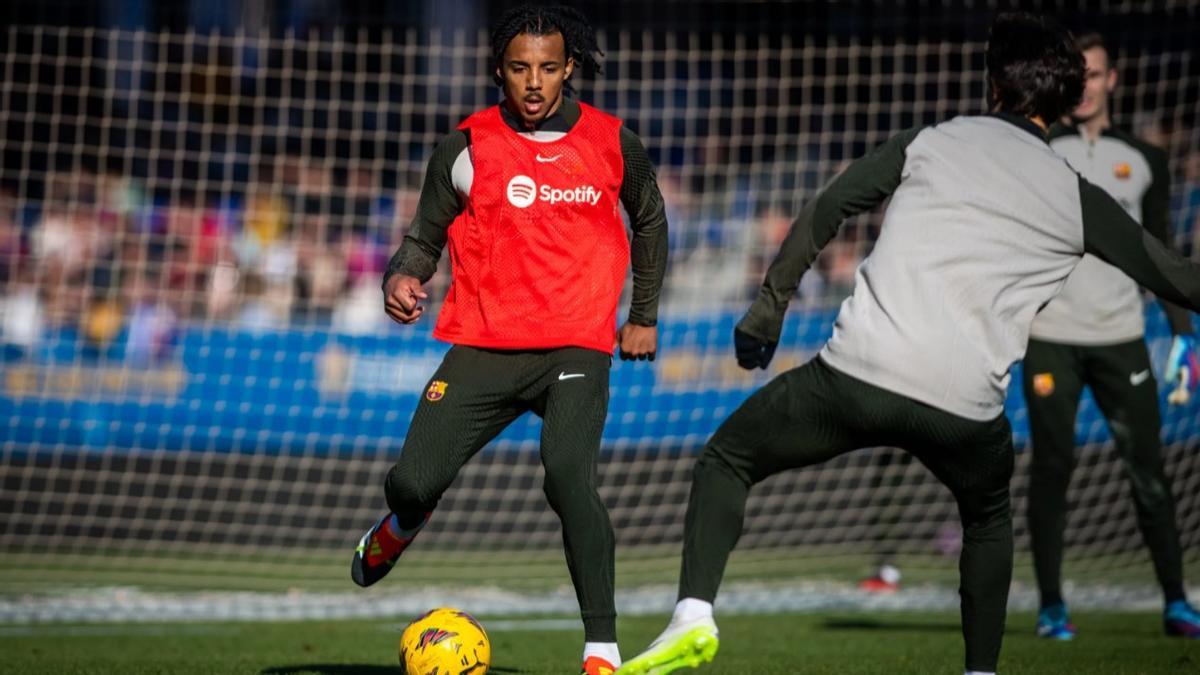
[619,13,1200,675]
[1024,31,1200,642]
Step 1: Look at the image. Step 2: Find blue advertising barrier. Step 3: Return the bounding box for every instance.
[1,304,1194,454]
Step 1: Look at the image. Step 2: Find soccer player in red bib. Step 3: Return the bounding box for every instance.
[350,6,668,674]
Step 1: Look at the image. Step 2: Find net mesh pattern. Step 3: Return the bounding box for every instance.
[0,8,1198,599]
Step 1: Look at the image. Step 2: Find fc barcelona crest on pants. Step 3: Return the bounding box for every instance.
[1033,373,1055,397]
[426,380,448,401]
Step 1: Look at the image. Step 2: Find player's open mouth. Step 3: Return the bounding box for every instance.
[523,98,544,115]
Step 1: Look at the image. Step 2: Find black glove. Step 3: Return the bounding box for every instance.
[734,327,778,370]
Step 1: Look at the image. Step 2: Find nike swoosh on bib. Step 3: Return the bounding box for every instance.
[1129,370,1151,386]
[558,372,585,381]
[536,154,562,163]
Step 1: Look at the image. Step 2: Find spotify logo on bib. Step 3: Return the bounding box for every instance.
[506,174,603,208]
[506,175,537,208]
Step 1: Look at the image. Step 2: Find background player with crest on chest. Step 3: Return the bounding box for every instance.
[1022,30,1200,642]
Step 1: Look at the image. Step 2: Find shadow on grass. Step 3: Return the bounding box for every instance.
[820,618,960,632]
[261,666,526,674]
[261,662,393,667]
[260,662,396,667]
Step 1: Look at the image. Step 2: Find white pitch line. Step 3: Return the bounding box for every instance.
[0,624,238,637]
[0,581,1179,624]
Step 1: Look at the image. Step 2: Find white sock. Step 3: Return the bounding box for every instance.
[671,597,714,625]
[964,671,995,675]
[583,642,621,666]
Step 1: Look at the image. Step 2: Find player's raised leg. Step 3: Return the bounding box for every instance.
[678,358,863,605]
[620,358,864,675]
[352,346,526,587]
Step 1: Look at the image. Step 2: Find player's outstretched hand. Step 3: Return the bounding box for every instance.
[1166,334,1199,406]
[383,274,428,325]
[734,327,777,370]
[617,322,657,361]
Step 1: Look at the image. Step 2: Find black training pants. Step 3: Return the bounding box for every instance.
[1024,337,1185,608]
[384,345,617,641]
[679,357,1014,673]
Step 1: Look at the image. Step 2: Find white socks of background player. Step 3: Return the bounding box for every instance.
[583,642,621,666]
[965,671,996,675]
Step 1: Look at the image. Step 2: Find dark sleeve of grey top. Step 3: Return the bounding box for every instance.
[619,126,669,327]
[1139,145,1195,334]
[382,130,469,288]
[1081,176,1200,313]
[737,126,924,343]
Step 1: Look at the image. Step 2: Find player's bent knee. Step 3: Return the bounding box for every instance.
[384,465,441,514]
[696,442,759,487]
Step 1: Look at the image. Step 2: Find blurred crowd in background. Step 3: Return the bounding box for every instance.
[2,1,1198,363]
[2,133,1198,363]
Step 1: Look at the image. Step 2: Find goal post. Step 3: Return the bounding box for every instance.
[0,9,1198,619]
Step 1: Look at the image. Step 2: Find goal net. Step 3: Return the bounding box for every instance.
[1,4,1198,620]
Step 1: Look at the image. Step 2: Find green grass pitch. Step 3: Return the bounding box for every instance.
[2,611,1198,674]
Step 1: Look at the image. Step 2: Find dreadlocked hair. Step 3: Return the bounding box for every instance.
[490,4,603,92]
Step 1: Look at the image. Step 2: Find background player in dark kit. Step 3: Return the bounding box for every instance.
[1023,31,1200,641]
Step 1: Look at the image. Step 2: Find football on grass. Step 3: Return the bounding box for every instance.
[400,607,490,674]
